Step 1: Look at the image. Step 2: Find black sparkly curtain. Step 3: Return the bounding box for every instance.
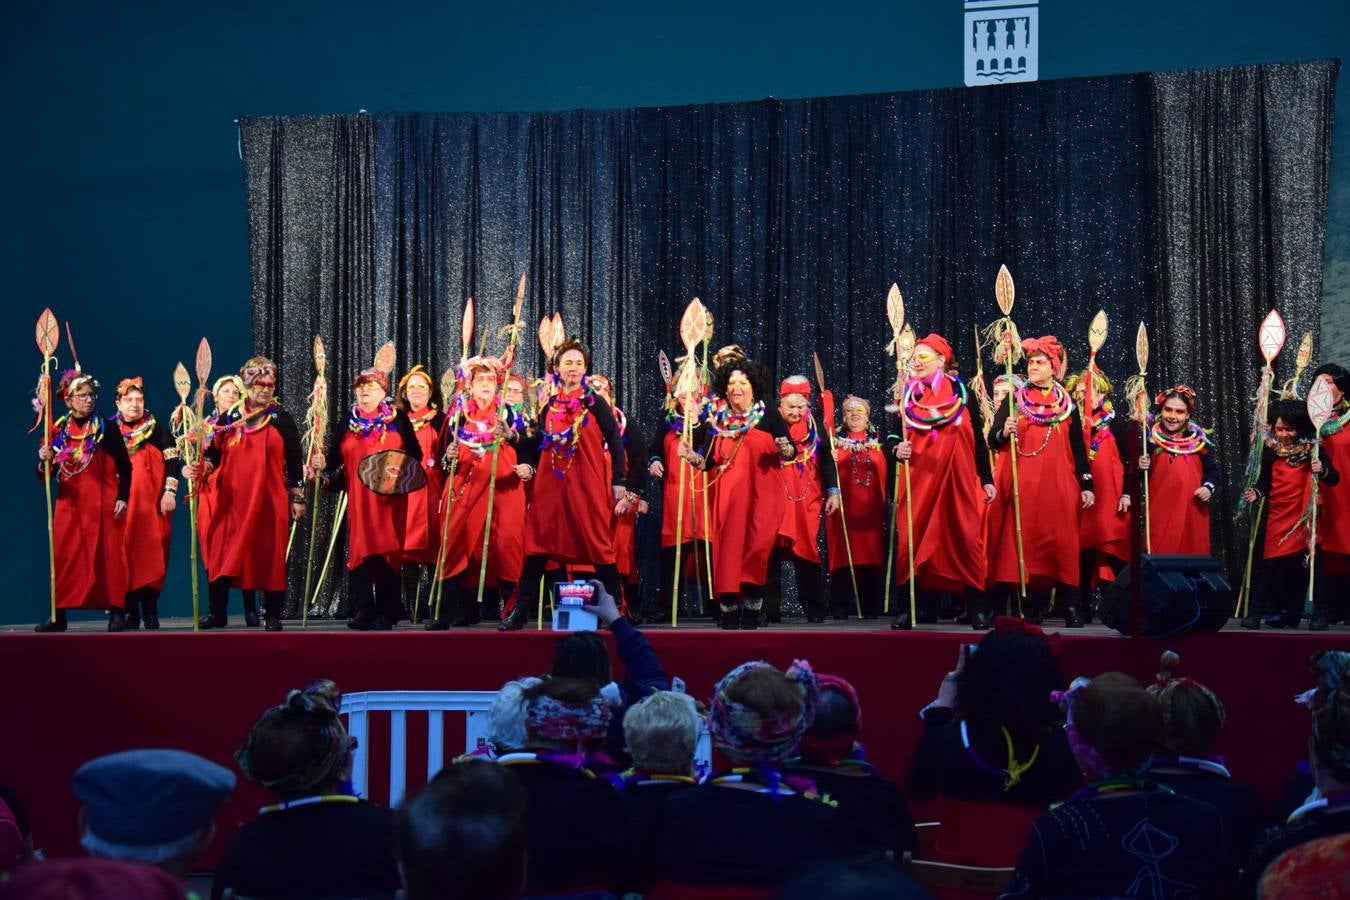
[242,60,1336,614]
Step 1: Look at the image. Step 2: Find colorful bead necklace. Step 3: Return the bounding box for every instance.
[115,413,157,454]
[1085,399,1115,461]
[347,401,395,441]
[51,413,104,478]
[706,398,765,436]
[1014,382,1074,427]
[1148,416,1211,456]
[1272,437,1313,467]
[902,374,969,431]
[782,415,819,470]
[223,401,280,445]
[406,405,438,432]
[1323,401,1350,437]
[836,428,879,488]
[539,382,594,477]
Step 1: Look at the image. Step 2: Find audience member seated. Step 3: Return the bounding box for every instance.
[72,747,234,882]
[552,580,669,770]
[1145,650,1267,861]
[0,857,188,900]
[774,856,931,900]
[616,690,702,891]
[785,672,917,862]
[1000,673,1231,898]
[494,676,636,897]
[213,679,400,900]
[1246,650,1350,895]
[655,659,869,890]
[907,619,1079,864]
[397,759,528,900]
[0,783,33,875]
[482,676,543,757]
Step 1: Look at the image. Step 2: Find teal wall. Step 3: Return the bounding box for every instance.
[2,0,1344,625]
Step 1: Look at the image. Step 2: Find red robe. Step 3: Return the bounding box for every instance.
[987,401,1084,589]
[1263,454,1316,560]
[120,417,174,592]
[337,419,410,571]
[1320,411,1350,562]
[523,389,621,565]
[1146,449,1211,556]
[193,419,220,573]
[438,404,526,585]
[48,416,129,610]
[611,416,645,581]
[1078,410,1130,578]
[709,424,786,596]
[776,421,826,564]
[401,408,445,566]
[895,380,991,593]
[826,432,886,571]
[659,429,709,547]
[205,405,298,592]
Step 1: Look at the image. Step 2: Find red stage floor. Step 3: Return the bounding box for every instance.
[5,622,1350,867]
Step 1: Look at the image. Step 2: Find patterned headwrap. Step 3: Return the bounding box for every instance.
[1309,651,1350,779]
[235,680,355,795]
[1021,335,1068,381]
[712,344,746,369]
[1155,384,1197,412]
[796,673,862,766]
[240,357,277,387]
[1050,676,1116,779]
[57,369,98,401]
[115,376,144,399]
[915,333,953,361]
[525,692,615,744]
[709,659,819,766]
[353,367,390,393]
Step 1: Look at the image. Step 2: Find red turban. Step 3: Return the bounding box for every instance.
[916,334,953,360]
[1021,335,1068,379]
[779,375,811,398]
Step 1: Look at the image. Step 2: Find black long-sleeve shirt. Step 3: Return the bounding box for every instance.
[134,416,183,490]
[621,415,648,496]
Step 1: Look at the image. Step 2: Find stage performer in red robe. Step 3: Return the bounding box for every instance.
[764,375,840,624]
[428,356,533,629]
[35,370,132,632]
[500,338,626,630]
[394,365,445,622]
[113,377,180,630]
[312,367,421,631]
[986,336,1094,627]
[825,396,888,619]
[889,334,996,630]
[682,353,793,630]
[195,375,259,626]
[589,374,648,620]
[193,357,305,632]
[1309,364,1350,622]
[1137,385,1218,557]
[1064,368,1134,614]
[648,386,712,623]
[1239,398,1339,630]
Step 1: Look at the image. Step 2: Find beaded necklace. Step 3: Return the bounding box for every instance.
[782,416,819,470]
[539,382,594,477]
[454,398,503,451]
[1271,438,1313,467]
[1323,401,1350,437]
[902,374,969,431]
[51,413,104,478]
[115,413,157,454]
[836,428,879,488]
[1014,382,1074,427]
[1148,416,1211,456]
[1084,399,1115,461]
[664,398,705,434]
[706,398,765,436]
[223,401,280,445]
[406,405,438,432]
[347,401,395,442]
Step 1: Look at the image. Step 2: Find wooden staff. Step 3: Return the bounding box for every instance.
[897,326,918,624]
[882,284,906,616]
[1306,377,1336,614]
[35,309,59,621]
[670,298,709,628]
[698,321,715,603]
[311,491,349,615]
[170,363,199,628]
[1235,311,1285,609]
[301,335,328,629]
[991,266,1028,601]
[191,340,212,628]
[430,298,477,620]
[813,353,861,618]
[1281,332,1314,399]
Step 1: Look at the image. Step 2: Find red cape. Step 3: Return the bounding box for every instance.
[401,418,444,565]
[52,441,127,610]
[438,416,525,585]
[339,427,409,571]
[203,416,289,591]
[986,420,1080,589]
[1146,450,1211,556]
[709,427,785,596]
[826,435,886,570]
[1078,425,1129,575]
[659,429,709,547]
[123,436,172,592]
[1320,426,1350,557]
[1264,458,1314,560]
[524,395,616,565]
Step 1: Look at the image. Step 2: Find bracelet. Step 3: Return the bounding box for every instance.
[623,491,639,504]
[163,477,179,492]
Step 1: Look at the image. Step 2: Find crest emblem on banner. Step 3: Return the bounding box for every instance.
[964,0,1039,87]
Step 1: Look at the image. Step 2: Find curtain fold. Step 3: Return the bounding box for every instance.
[243,60,1335,615]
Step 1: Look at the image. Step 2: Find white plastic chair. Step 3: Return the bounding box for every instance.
[339,690,497,807]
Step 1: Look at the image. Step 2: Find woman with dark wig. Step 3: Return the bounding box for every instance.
[1239,397,1339,630]
[681,351,792,629]
[1001,673,1231,898]
[500,338,627,630]
[213,680,400,900]
[908,619,1080,867]
[1145,651,1266,861]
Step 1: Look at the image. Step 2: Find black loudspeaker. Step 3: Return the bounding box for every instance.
[1100,555,1235,637]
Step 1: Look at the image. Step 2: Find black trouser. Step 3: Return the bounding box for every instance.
[209,578,282,620]
[402,565,434,622]
[890,584,950,622]
[656,542,714,618]
[124,586,161,621]
[435,573,516,622]
[1256,552,1326,621]
[348,556,404,624]
[515,555,621,624]
[831,564,883,618]
[764,548,828,621]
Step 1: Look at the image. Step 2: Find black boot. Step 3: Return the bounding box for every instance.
[265,616,284,632]
[971,609,992,630]
[719,604,741,630]
[244,592,260,628]
[1240,614,1261,630]
[1064,607,1085,628]
[142,595,160,630]
[891,613,913,631]
[124,594,141,630]
[740,604,761,631]
[35,610,68,633]
[107,611,127,632]
[498,606,527,631]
